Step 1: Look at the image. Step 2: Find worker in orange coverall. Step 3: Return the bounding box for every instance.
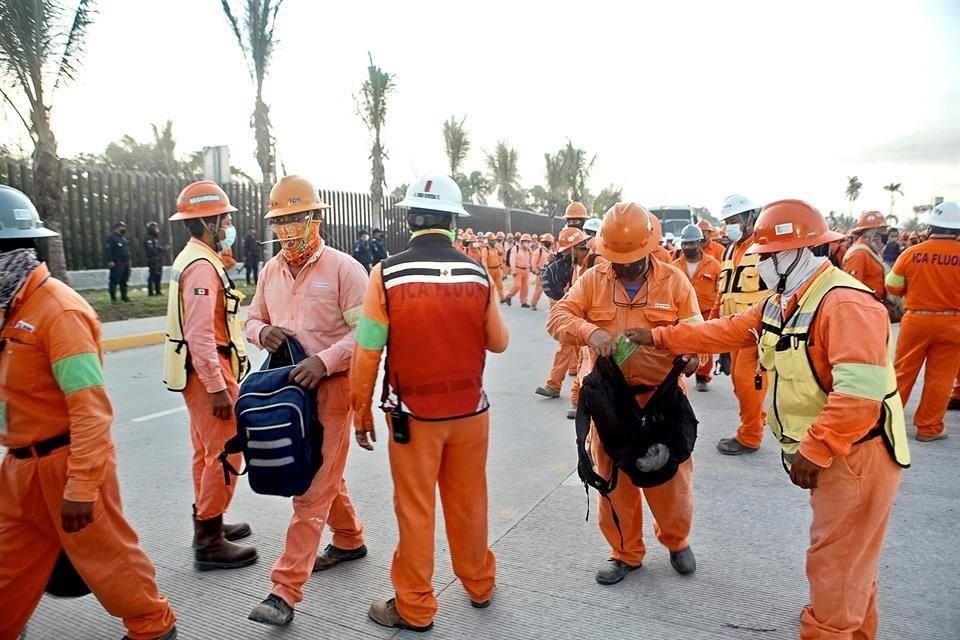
[0,185,178,640]
[163,181,257,570]
[673,224,721,392]
[243,176,369,625]
[699,219,725,262]
[482,232,506,303]
[630,199,910,640]
[547,202,703,586]
[886,201,960,441]
[350,175,508,632]
[842,211,889,301]
[506,233,534,307]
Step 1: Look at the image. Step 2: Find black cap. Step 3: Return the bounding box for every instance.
[114,221,127,229]
[372,228,382,234]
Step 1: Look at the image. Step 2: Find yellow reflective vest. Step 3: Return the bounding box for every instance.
[163,241,249,392]
[717,242,770,316]
[757,266,910,471]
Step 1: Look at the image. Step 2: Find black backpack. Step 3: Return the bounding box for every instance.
[576,356,698,492]
[541,253,574,301]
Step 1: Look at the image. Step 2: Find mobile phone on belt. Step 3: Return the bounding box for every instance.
[391,408,410,444]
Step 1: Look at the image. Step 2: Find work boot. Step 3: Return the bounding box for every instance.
[500,298,507,304]
[248,594,294,626]
[368,598,434,632]
[193,506,251,543]
[669,547,696,575]
[122,626,178,640]
[505,297,512,306]
[915,431,948,442]
[313,543,368,571]
[695,376,709,392]
[534,386,560,399]
[595,559,639,585]
[948,398,960,411]
[471,595,493,609]
[567,405,577,420]
[531,304,537,311]
[568,371,577,377]
[716,437,759,455]
[193,515,258,570]
[521,303,530,308]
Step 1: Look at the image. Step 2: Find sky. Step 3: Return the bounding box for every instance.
[2,0,958,220]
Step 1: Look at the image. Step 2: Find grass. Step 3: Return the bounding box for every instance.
[80,281,258,323]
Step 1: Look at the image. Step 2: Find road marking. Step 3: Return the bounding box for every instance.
[132,406,187,423]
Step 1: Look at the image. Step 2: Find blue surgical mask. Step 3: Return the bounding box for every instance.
[222,225,237,250]
[726,223,743,242]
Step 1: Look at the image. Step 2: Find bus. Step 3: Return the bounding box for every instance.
[649,206,697,238]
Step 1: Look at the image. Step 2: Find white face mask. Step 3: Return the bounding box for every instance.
[725,223,743,242]
[756,248,827,302]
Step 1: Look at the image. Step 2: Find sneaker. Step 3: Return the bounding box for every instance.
[248,594,294,626]
[567,405,577,420]
[595,559,639,585]
[368,598,433,632]
[716,437,759,455]
[669,547,696,575]
[915,431,948,442]
[313,543,368,571]
[534,386,561,399]
[521,303,530,308]
[695,380,709,392]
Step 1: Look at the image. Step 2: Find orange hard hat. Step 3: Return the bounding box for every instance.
[852,210,887,233]
[519,233,532,242]
[747,199,844,254]
[697,219,712,231]
[557,227,589,251]
[170,181,237,221]
[596,202,659,263]
[496,231,506,239]
[485,232,496,240]
[564,201,589,220]
[541,232,555,242]
[265,175,330,219]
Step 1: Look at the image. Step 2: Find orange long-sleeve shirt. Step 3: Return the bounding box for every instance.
[885,237,960,311]
[652,264,890,468]
[178,246,231,394]
[672,254,721,316]
[0,265,114,502]
[546,259,705,388]
[509,246,533,270]
[842,238,887,300]
[532,247,553,273]
[482,246,503,269]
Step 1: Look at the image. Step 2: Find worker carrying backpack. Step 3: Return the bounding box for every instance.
[575,356,698,492]
[541,253,574,301]
[220,337,323,497]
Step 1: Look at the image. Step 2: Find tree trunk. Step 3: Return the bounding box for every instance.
[371,136,385,230]
[504,206,512,234]
[253,92,274,185]
[32,116,68,281]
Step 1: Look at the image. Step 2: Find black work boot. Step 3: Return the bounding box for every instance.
[716,437,759,455]
[193,515,258,570]
[595,559,639,585]
[669,547,696,575]
[248,594,294,626]
[122,626,178,639]
[313,543,368,572]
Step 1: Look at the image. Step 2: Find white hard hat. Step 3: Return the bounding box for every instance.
[679,223,703,243]
[721,194,757,221]
[583,217,602,233]
[929,201,960,230]
[662,232,676,245]
[397,175,469,216]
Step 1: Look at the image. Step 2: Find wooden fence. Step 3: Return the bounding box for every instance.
[0,159,557,269]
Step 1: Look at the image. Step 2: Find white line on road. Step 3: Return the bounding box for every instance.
[131,406,187,423]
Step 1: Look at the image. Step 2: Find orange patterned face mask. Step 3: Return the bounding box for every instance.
[273,215,321,266]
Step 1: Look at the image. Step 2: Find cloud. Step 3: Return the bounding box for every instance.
[849,121,960,166]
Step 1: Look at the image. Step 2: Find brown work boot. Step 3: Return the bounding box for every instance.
[194,515,258,570]
[915,431,948,442]
[193,505,251,543]
[368,598,433,632]
[313,543,368,572]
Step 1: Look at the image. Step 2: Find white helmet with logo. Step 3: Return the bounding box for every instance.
[397,175,469,216]
[721,194,758,221]
[929,201,960,230]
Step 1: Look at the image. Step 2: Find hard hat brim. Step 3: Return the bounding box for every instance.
[396,198,470,216]
[595,235,655,264]
[169,204,238,221]
[746,229,845,254]
[0,227,59,239]
[264,202,330,220]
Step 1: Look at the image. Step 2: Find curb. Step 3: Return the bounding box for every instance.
[102,331,165,353]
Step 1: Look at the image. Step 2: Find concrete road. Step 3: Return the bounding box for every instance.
[21,303,960,639]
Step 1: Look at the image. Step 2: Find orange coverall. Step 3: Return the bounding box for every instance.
[703,239,724,262]
[350,258,509,628]
[178,243,242,521]
[507,246,533,304]
[653,265,902,640]
[530,246,553,308]
[544,254,589,393]
[0,265,176,640]
[842,238,887,300]
[245,241,368,606]
[482,245,505,302]
[713,238,768,448]
[886,237,960,438]
[673,254,721,381]
[546,259,703,567]
[650,244,672,263]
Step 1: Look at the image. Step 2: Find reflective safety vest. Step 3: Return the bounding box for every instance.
[758,267,911,471]
[717,242,769,316]
[163,241,249,391]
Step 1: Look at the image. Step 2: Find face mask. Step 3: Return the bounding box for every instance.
[522,242,531,249]
[543,242,553,250]
[682,247,701,260]
[756,248,827,298]
[118,228,127,236]
[274,215,321,266]
[726,223,743,242]
[222,225,237,250]
[613,259,647,281]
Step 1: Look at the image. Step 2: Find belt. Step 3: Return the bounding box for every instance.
[906,309,959,316]
[855,426,883,445]
[8,432,71,459]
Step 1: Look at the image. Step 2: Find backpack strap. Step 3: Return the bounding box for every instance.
[218,435,248,486]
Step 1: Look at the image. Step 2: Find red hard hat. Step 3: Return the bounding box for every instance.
[747,199,844,254]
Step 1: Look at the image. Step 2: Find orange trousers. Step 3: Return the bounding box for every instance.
[800,437,902,639]
[508,268,530,304]
[531,275,544,308]
[894,313,960,437]
[546,342,579,391]
[731,346,768,448]
[591,428,694,566]
[388,412,495,627]
[0,449,176,640]
[696,354,713,382]
[487,268,504,302]
[953,371,960,401]
[271,375,365,605]
[183,355,241,521]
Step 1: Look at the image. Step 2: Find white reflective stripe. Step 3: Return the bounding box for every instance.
[382,261,487,276]
[680,313,704,324]
[247,438,293,450]
[384,274,489,289]
[245,422,291,432]
[249,456,296,467]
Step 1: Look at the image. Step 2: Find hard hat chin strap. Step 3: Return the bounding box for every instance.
[770,249,803,294]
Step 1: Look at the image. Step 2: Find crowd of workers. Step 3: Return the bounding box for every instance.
[0,170,957,639]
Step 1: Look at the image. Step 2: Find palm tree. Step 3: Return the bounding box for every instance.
[485,142,520,233]
[221,0,284,185]
[544,152,566,217]
[560,141,595,202]
[150,120,177,175]
[845,176,863,216]
[467,170,490,205]
[443,116,470,178]
[356,53,395,229]
[0,0,97,280]
[884,182,903,216]
[592,185,622,217]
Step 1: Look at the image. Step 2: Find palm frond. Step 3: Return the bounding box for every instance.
[54,0,96,90]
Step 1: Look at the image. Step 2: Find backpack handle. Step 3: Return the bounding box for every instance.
[264,336,309,370]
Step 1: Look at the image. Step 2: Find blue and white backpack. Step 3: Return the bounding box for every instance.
[220,337,323,497]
